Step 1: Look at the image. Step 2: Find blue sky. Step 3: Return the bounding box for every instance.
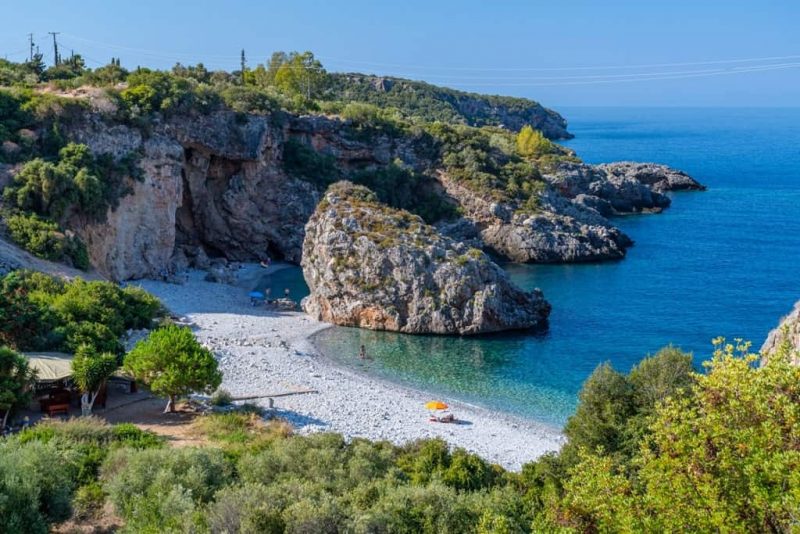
[1,0,798,107]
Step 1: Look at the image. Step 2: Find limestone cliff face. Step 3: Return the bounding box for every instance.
[761,301,800,365]
[57,105,702,280]
[301,182,550,335]
[68,119,183,280]
[66,111,322,279]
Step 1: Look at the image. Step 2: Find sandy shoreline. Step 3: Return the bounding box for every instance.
[136,264,564,471]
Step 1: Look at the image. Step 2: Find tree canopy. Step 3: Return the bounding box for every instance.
[124,325,222,412]
[71,344,118,415]
[0,346,36,429]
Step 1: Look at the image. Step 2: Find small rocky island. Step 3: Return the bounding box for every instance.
[301,182,550,335]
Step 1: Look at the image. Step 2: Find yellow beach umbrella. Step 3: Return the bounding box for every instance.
[425,400,448,411]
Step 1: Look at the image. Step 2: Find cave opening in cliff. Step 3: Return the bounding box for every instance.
[173,149,293,268]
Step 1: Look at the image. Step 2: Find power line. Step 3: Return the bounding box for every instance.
[431,62,800,88]
[318,53,800,73]
[48,31,60,65]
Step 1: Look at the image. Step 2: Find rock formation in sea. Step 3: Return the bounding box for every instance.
[301,181,550,335]
[761,300,800,365]
[598,162,707,193]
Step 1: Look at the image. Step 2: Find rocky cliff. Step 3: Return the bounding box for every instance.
[301,182,550,334]
[17,98,702,281]
[761,301,800,365]
[438,161,703,263]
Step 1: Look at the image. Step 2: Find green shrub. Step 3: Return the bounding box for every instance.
[4,212,89,269]
[0,270,162,353]
[282,138,339,188]
[102,446,233,530]
[72,482,105,520]
[349,161,458,223]
[207,482,286,533]
[0,439,75,530]
[220,85,279,114]
[3,142,140,223]
[210,388,233,406]
[516,125,554,158]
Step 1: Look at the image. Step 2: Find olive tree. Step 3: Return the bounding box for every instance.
[124,325,221,412]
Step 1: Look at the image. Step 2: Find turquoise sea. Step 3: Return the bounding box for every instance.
[275,108,800,427]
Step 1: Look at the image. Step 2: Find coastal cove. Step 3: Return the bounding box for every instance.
[311,107,800,426]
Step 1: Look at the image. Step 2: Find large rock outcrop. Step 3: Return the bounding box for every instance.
[439,161,703,263]
[761,301,800,365]
[301,182,550,335]
[598,162,706,193]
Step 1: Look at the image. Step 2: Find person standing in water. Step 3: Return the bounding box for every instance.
[359,345,367,360]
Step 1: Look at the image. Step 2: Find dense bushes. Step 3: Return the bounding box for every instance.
[0,270,162,353]
[424,121,561,215]
[2,138,141,268]
[281,138,339,188]
[0,88,86,163]
[350,161,458,223]
[4,212,89,268]
[0,418,162,533]
[4,142,141,221]
[1,340,798,532]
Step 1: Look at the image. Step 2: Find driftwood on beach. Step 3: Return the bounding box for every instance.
[230,389,318,402]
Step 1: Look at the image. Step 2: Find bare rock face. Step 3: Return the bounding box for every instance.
[597,162,706,193]
[437,160,704,264]
[546,162,672,214]
[761,301,800,365]
[437,170,632,264]
[65,111,321,280]
[68,121,185,280]
[301,182,550,335]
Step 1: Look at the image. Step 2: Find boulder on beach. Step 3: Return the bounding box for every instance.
[300,181,550,335]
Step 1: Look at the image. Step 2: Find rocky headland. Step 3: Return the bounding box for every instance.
[301,181,549,335]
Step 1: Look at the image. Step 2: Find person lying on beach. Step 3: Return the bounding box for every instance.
[429,412,456,423]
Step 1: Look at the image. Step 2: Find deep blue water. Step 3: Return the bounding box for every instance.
[308,108,800,426]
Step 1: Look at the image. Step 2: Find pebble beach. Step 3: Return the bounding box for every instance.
[137,264,564,471]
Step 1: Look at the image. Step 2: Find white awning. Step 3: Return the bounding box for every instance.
[25,352,73,382]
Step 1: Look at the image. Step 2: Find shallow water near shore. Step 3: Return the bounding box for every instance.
[301,107,800,426]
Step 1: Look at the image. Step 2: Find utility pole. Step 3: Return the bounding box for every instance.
[28,33,34,61]
[48,31,60,65]
[240,49,246,85]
